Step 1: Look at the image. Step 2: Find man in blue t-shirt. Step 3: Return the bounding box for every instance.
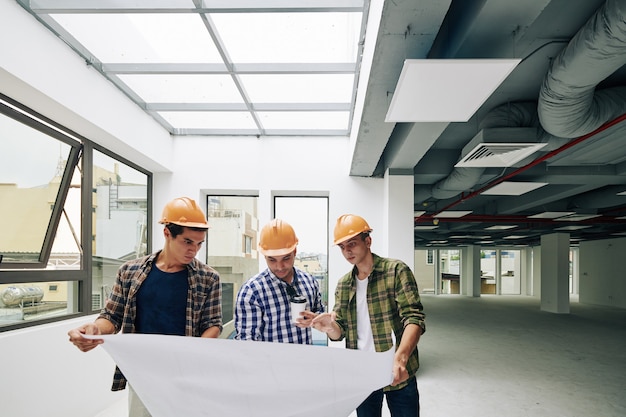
[68,197,222,417]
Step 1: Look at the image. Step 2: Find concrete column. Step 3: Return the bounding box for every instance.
[540,233,570,313]
[462,245,481,297]
[383,169,415,271]
[521,248,531,295]
[532,246,541,298]
[434,249,442,295]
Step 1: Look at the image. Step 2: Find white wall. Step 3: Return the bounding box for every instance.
[157,134,387,321]
[579,238,626,308]
[0,315,126,417]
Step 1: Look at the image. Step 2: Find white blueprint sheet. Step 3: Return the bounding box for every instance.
[87,334,394,417]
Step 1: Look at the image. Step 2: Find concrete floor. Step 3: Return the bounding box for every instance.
[416,294,626,417]
[96,294,626,417]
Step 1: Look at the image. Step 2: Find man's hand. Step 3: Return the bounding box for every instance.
[68,323,104,352]
[311,312,338,334]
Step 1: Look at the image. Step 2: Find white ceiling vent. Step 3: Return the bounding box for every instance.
[455,142,547,167]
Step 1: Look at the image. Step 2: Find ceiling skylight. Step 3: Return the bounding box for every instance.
[23,1,368,136]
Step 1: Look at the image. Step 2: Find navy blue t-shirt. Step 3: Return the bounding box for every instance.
[135,266,188,336]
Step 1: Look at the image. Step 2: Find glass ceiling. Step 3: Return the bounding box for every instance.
[17,0,369,136]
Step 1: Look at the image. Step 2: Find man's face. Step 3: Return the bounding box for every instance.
[337,234,370,265]
[165,227,206,265]
[265,250,296,283]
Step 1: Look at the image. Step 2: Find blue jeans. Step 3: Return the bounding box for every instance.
[356,376,420,417]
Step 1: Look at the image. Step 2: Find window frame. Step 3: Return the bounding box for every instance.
[0,93,152,332]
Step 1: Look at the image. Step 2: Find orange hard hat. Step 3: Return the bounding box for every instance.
[333,214,372,245]
[159,197,209,229]
[258,219,298,256]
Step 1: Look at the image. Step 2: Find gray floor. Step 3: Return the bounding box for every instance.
[96,294,626,417]
[417,294,626,417]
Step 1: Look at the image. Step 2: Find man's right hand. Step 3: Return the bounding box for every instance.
[311,312,338,334]
[68,323,104,352]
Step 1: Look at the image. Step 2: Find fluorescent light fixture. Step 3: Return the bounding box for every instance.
[484,225,517,230]
[385,59,520,122]
[435,211,472,218]
[555,214,601,221]
[503,235,527,239]
[413,211,426,217]
[481,181,548,196]
[555,225,592,231]
[476,240,495,244]
[528,211,575,219]
[414,226,439,230]
[617,191,626,195]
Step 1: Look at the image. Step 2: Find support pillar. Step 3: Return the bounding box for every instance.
[462,245,481,297]
[383,169,415,271]
[540,233,570,313]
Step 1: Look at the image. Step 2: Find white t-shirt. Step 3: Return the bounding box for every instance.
[356,276,375,352]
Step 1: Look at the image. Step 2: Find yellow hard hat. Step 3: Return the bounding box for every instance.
[333,214,372,245]
[159,197,209,229]
[258,219,298,256]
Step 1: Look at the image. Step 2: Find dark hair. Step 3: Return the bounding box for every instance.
[165,223,207,238]
[360,232,371,240]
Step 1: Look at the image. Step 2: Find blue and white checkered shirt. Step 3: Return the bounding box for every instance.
[235,267,324,344]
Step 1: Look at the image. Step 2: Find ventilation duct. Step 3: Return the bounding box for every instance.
[538,0,626,138]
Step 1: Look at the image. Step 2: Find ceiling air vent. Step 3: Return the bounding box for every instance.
[455,143,546,168]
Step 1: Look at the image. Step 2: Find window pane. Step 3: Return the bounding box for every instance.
[0,111,72,264]
[205,195,259,339]
[440,249,460,294]
[274,196,328,346]
[500,250,521,295]
[480,250,497,294]
[49,164,82,269]
[92,150,149,312]
[0,281,79,327]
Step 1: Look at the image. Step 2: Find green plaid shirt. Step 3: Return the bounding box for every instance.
[332,253,426,391]
[98,250,222,391]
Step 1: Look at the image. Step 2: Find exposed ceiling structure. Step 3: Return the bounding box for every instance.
[355,0,626,248]
[17,0,626,248]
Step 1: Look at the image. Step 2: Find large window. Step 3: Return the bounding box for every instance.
[204,194,259,339]
[91,150,149,310]
[0,94,150,330]
[274,195,329,346]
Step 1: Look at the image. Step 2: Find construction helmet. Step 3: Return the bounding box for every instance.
[333,214,372,245]
[258,219,298,256]
[159,197,209,229]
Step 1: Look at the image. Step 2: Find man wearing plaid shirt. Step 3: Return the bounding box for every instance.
[312,214,426,417]
[235,218,324,344]
[68,197,222,417]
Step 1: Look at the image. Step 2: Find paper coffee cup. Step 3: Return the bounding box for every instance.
[290,295,307,324]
